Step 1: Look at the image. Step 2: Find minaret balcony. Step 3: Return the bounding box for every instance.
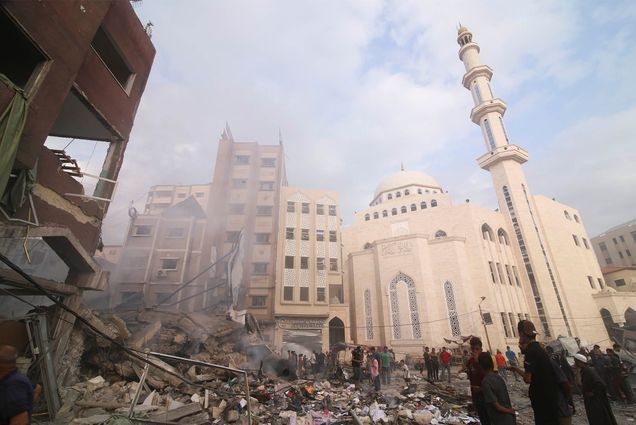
[458,42,480,61]
[477,144,528,170]
[462,65,493,89]
[470,98,507,124]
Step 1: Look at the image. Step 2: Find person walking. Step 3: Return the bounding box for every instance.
[479,352,516,425]
[0,345,35,425]
[466,337,490,425]
[574,353,618,425]
[380,346,392,385]
[423,346,432,380]
[430,348,440,381]
[495,349,507,380]
[440,347,452,383]
[508,320,560,425]
[504,346,519,382]
[370,353,381,391]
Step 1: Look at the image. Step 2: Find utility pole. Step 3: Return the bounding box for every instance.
[478,296,493,353]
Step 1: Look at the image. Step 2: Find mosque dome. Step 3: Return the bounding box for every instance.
[373,169,441,199]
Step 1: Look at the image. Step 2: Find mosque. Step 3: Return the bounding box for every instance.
[341,26,609,354]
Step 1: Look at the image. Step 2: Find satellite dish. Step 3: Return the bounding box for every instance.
[128,201,138,218]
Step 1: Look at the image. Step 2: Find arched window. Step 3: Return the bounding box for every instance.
[410,204,417,211]
[401,206,407,214]
[425,189,430,193]
[417,189,422,194]
[431,199,438,207]
[497,228,509,245]
[373,211,379,219]
[564,211,571,220]
[404,189,410,196]
[396,191,401,198]
[574,214,580,223]
[388,193,393,200]
[391,208,397,216]
[435,230,447,238]
[389,272,421,339]
[364,213,370,221]
[382,210,388,217]
[364,289,374,340]
[481,224,494,241]
[420,201,427,209]
[444,281,461,336]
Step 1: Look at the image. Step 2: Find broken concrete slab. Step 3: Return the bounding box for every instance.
[148,402,202,422]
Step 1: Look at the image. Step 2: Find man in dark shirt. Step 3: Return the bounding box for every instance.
[465,337,490,425]
[479,352,516,425]
[508,320,560,425]
[0,345,34,425]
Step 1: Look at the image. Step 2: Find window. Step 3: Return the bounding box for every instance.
[226,231,240,242]
[564,211,571,220]
[234,155,250,165]
[316,204,325,215]
[410,204,417,211]
[195,192,204,198]
[484,119,496,150]
[301,229,309,241]
[488,261,497,283]
[251,296,267,307]
[316,287,326,302]
[285,256,294,269]
[261,157,276,167]
[613,238,618,245]
[232,179,247,189]
[615,279,626,287]
[574,214,580,223]
[512,266,521,286]
[501,312,511,338]
[302,203,310,214]
[364,214,370,221]
[329,258,338,272]
[605,257,613,265]
[599,242,608,252]
[329,205,337,216]
[229,203,244,214]
[391,208,397,216]
[620,235,625,243]
[435,230,447,238]
[91,26,134,90]
[499,117,509,143]
[300,257,309,269]
[627,249,632,257]
[417,189,422,194]
[404,189,410,196]
[0,10,47,90]
[387,194,393,200]
[316,229,324,241]
[300,287,309,302]
[287,202,295,212]
[256,206,273,216]
[253,262,268,274]
[161,258,178,270]
[597,278,604,289]
[125,256,146,269]
[373,211,379,219]
[283,287,294,301]
[317,257,325,270]
[382,210,388,217]
[509,313,517,337]
[431,199,438,207]
[505,265,514,285]
[473,82,483,103]
[482,224,493,241]
[401,206,407,213]
[582,238,589,249]
[255,233,271,244]
[286,228,295,240]
[259,181,274,191]
[496,263,505,284]
[587,276,595,289]
[420,201,427,209]
[498,229,509,245]
[396,191,401,198]
[572,235,579,246]
[329,231,337,242]
[133,225,152,236]
[176,193,186,198]
[619,251,624,259]
[167,227,184,238]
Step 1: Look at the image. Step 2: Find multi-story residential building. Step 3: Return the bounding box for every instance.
[0,0,154,371]
[273,187,349,353]
[144,184,211,215]
[592,219,636,268]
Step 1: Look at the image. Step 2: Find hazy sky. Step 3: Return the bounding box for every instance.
[65,0,636,245]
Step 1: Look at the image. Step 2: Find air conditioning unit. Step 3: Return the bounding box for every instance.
[156,269,168,277]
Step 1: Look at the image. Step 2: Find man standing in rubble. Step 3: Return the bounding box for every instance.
[440,347,452,383]
[351,346,363,382]
[380,346,392,385]
[465,337,490,425]
[0,345,34,425]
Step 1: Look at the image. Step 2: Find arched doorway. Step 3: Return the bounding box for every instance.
[329,317,345,349]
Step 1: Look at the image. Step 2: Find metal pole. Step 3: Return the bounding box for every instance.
[33,313,61,416]
[128,356,150,418]
[478,303,493,353]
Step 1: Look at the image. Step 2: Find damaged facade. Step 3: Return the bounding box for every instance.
[0,0,154,400]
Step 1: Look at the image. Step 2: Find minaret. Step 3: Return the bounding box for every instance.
[457,25,572,338]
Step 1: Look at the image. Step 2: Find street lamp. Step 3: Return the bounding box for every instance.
[478,296,493,353]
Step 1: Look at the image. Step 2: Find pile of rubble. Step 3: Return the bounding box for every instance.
[51,307,494,424]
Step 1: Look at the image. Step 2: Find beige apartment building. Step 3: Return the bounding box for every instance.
[592,219,636,268]
[144,184,212,215]
[273,187,349,354]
